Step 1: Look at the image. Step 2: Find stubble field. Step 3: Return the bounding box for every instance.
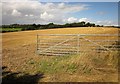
[2,27,119,83]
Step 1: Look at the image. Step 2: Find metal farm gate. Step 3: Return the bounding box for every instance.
[36,34,119,56]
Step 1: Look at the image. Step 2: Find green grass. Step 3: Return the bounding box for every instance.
[31,54,94,75]
[38,56,72,74]
[1,28,22,33]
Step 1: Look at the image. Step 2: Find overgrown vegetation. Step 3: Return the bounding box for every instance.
[27,54,95,75]
[33,51,118,75]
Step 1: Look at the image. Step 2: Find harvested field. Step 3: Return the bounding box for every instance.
[2,27,119,82]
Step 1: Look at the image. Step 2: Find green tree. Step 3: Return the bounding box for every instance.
[86,22,91,27]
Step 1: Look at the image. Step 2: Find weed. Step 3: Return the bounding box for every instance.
[28,59,35,65]
[66,63,78,74]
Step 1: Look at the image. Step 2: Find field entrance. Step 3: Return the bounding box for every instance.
[37,34,119,56]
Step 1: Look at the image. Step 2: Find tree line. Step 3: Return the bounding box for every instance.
[1,21,104,32]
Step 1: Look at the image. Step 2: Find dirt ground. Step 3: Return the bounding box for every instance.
[2,27,119,82]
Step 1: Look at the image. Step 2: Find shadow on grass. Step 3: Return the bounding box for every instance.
[2,66,44,84]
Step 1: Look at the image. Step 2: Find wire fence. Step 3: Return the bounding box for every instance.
[36,34,119,56]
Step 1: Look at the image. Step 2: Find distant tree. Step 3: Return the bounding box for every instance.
[47,23,55,28]
[32,23,36,27]
[64,23,71,27]
[90,23,95,27]
[86,22,91,27]
[80,21,86,26]
[48,23,54,25]
[96,25,100,27]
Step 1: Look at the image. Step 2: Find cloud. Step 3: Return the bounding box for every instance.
[96,20,117,26]
[64,17,78,23]
[64,17,91,23]
[2,0,35,2]
[79,18,89,22]
[2,1,89,24]
[40,12,54,21]
[11,9,21,16]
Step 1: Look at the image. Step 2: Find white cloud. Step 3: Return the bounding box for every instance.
[25,14,28,17]
[29,14,34,17]
[96,20,117,26]
[40,12,54,20]
[64,17,78,23]
[2,0,35,2]
[79,18,89,22]
[25,14,34,17]
[58,3,65,8]
[64,17,90,23]
[2,1,89,24]
[11,9,21,16]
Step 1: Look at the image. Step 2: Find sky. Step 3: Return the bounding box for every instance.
[2,0,119,26]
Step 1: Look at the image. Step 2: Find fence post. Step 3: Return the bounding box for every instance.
[77,34,80,55]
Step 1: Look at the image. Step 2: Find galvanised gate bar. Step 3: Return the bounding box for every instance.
[36,34,119,56]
